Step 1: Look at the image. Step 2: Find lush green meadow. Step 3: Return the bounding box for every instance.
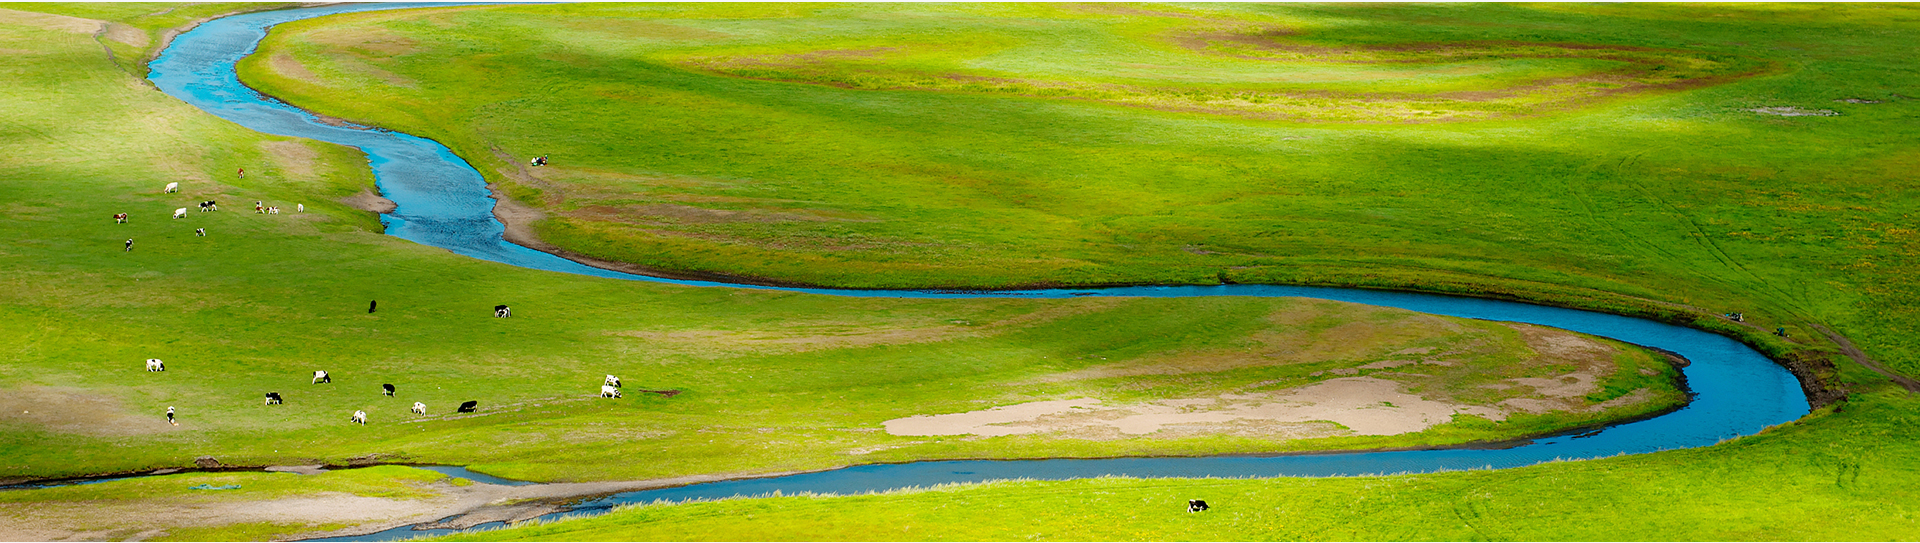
[0,2,1915,540]
[0,4,1716,540]
[230,2,1920,540]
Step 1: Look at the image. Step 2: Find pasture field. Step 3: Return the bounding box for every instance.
[239,2,1920,381]
[223,2,1920,540]
[0,4,1719,540]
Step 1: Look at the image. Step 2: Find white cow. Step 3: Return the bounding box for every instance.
[145,359,164,372]
[164,182,178,193]
[351,410,367,425]
[600,384,622,398]
[605,375,621,388]
[312,370,330,384]
[412,402,426,415]
[172,208,187,219]
[268,207,279,214]
[297,203,304,213]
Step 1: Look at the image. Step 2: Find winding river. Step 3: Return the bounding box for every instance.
[144,4,1809,541]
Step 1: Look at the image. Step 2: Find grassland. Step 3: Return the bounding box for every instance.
[0,2,1915,541]
[222,2,1920,540]
[0,4,1714,540]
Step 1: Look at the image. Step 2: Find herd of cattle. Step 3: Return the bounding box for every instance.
[146,359,625,426]
[127,182,303,243]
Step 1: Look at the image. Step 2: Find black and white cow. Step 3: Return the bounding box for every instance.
[382,383,395,396]
[1188,500,1209,513]
[265,392,283,405]
[312,370,330,384]
[412,402,426,415]
[145,359,164,372]
[605,375,621,388]
[351,410,367,425]
[457,400,478,413]
[494,305,511,318]
[600,384,622,398]
[195,228,206,237]
[166,406,176,425]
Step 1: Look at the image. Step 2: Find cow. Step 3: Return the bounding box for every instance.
[173,208,187,219]
[146,359,164,371]
[494,305,511,318]
[604,375,621,388]
[351,410,367,425]
[114,213,127,223]
[382,383,395,397]
[600,384,622,398]
[255,201,263,214]
[268,206,279,214]
[164,182,179,193]
[195,228,206,237]
[312,370,330,384]
[203,200,219,211]
[412,401,426,415]
[297,203,304,213]
[1188,500,1209,513]
[166,406,176,425]
[457,400,477,413]
[265,392,283,405]
[124,238,133,252]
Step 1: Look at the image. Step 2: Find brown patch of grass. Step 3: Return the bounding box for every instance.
[0,8,100,34]
[0,386,176,437]
[262,141,319,180]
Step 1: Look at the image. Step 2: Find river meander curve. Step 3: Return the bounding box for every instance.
[143,4,1809,541]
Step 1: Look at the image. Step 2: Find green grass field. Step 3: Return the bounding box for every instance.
[2,2,1917,541]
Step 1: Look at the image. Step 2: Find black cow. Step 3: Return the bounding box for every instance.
[494,305,511,318]
[382,383,395,396]
[1188,499,1209,513]
[265,392,283,405]
[457,400,478,413]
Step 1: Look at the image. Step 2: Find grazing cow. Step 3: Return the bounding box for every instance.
[124,238,133,252]
[173,208,187,219]
[312,370,330,384]
[265,392,283,405]
[297,203,304,213]
[164,182,179,193]
[1188,499,1209,513]
[269,206,280,214]
[457,400,477,413]
[382,383,395,396]
[205,200,219,211]
[412,401,426,415]
[195,228,206,237]
[114,213,127,223]
[146,359,164,371]
[351,410,367,425]
[494,305,511,318]
[600,384,622,398]
[369,300,377,314]
[166,406,176,425]
[255,201,263,214]
[605,375,621,388]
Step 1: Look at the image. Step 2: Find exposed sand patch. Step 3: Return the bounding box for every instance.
[0,8,102,34]
[0,387,176,437]
[339,188,397,214]
[1747,106,1838,117]
[884,377,1505,439]
[269,52,323,85]
[102,22,147,48]
[263,140,319,179]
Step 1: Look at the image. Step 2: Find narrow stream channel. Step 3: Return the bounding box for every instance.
[140,4,1810,540]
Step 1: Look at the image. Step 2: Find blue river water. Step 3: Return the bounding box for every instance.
[145,4,1809,541]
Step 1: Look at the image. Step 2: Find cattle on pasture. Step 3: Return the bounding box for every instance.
[145,359,164,371]
[457,400,477,413]
[351,410,367,425]
[412,402,426,414]
[164,182,178,193]
[605,375,620,388]
[494,305,511,318]
[173,208,187,219]
[114,213,127,223]
[1188,500,1209,513]
[313,370,330,384]
[382,383,395,396]
[265,392,283,405]
[600,384,622,398]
